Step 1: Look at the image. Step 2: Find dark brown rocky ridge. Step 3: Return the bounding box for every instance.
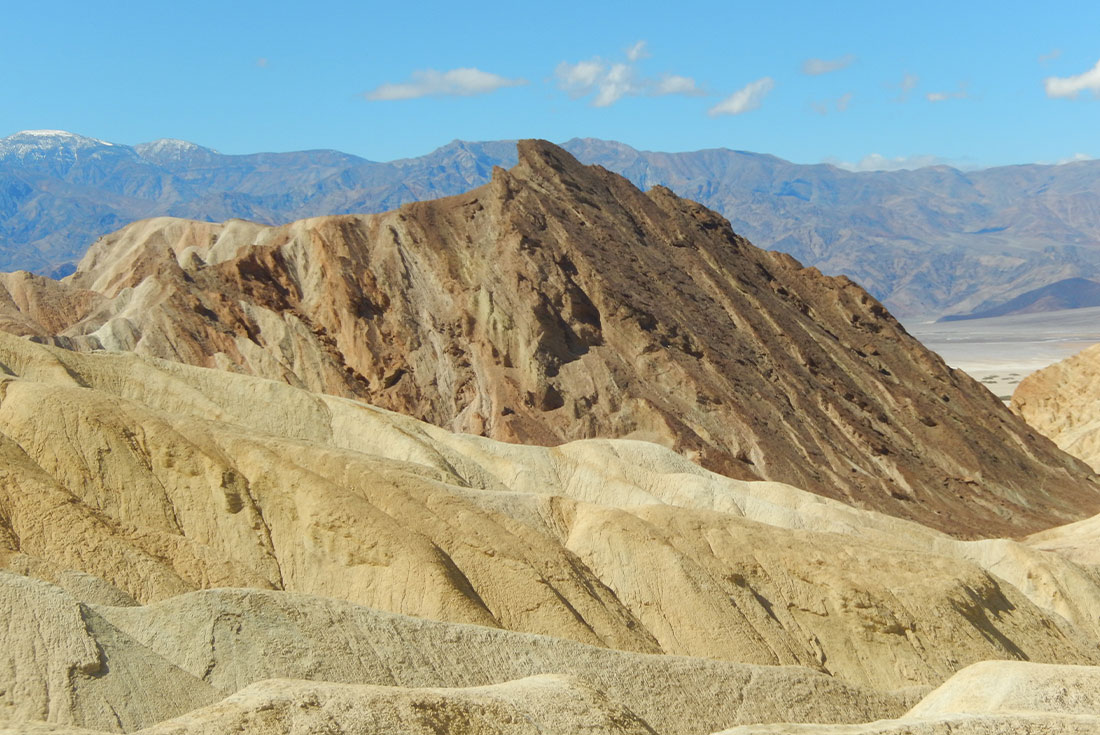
[2,140,1097,538]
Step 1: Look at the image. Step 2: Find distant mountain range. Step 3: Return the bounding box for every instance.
[939,277,1100,321]
[3,129,1099,320]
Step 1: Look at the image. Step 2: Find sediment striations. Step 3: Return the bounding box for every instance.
[3,335,1100,732]
[2,141,1096,537]
[1014,342,1100,472]
[4,335,1100,701]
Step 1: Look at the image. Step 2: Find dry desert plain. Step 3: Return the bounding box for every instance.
[909,306,1100,401]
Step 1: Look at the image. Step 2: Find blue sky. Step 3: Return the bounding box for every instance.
[2,0,1098,169]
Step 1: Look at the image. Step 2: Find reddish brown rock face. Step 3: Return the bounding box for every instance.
[4,140,1098,538]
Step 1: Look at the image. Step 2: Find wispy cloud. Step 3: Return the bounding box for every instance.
[625,40,651,62]
[893,73,919,102]
[1039,48,1062,65]
[826,153,961,172]
[1044,59,1100,99]
[709,77,775,117]
[802,54,856,75]
[812,91,853,115]
[655,74,699,95]
[365,68,526,101]
[556,42,701,107]
[1056,152,1093,164]
[926,83,969,103]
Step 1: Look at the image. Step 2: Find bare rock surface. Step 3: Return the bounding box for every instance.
[1,142,1097,538]
[1014,342,1100,472]
[138,676,661,735]
[0,573,217,732]
[95,588,912,735]
[1,334,1100,710]
[0,574,909,735]
[719,661,1100,734]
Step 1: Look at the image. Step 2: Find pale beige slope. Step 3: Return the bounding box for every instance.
[140,676,660,735]
[89,587,913,735]
[1014,342,1100,471]
[2,334,1100,694]
[0,573,217,733]
[719,661,1100,735]
[1026,511,1100,570]
[42,334,1097,648]
[0,571,911,735]
[1,675,663,735]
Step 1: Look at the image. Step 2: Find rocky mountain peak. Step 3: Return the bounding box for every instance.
[0,129,137,179]
[134,138,220,165]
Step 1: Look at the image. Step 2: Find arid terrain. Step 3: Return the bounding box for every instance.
[908,306,1100,400]
[2,143,1099,734]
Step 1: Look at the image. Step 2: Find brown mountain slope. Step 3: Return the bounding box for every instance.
[4,140,1098,537]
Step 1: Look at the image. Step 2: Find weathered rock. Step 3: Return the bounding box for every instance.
[1014,341,1100,472]
[719,662,1100,734]
[2,142,1097,538]
[2,335,1100,700]
[0,573,216,733]
[96,587,915,735]
[139,676,661,735]
[0,576,912,735]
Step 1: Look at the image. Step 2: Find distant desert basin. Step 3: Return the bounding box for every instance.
[907,306,1100,401]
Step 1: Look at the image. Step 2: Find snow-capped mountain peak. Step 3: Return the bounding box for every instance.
[134,138,220,164]
[1,129,114,149]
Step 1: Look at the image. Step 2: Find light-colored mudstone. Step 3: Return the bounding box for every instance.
[1,334,1099,702]
[1015,342,1100,472]
[718,661,1100,734]
[0,573,216,733]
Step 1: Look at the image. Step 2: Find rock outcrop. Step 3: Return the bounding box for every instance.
[721,662,1100,734]
[1014,341,1100,471]
[2,326,1100,732]
[3,335,1100,703]
[2,142,1098,538]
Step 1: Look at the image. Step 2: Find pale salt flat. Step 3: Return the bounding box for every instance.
[906,306,1100,401]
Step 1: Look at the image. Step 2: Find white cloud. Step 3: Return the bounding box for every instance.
[827,153,958,172]
[802,54,855,75]
[558,60,603,90]
[1056,152,1093,164]
[1039,48,1062,65]
[555,43,701,107]
[813,91,853,115]
[626,40,650,62]
[893,73,919,101]
[655,74,699,95]
[709,77,775,117]
[1044,59,1100,99]
[926,83,969,103]
[592,63,634,106]
[365,68,526,100]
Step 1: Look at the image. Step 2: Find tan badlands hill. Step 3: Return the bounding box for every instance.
[0,141,1097,538]
[4,334,1100,733]
[1014,341,1100,472]
[721,662,1100,734]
